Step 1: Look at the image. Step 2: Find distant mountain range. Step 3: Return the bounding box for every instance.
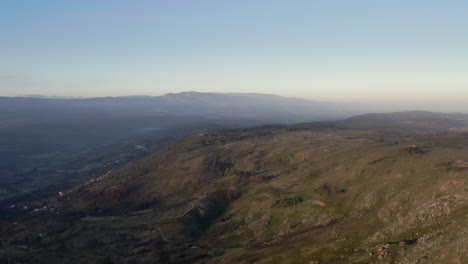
[0,92,349,128]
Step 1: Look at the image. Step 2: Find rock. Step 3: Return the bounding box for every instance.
[450,160,468,170]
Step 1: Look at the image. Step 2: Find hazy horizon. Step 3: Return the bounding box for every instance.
[2,0,467,103]
[1,90,468,114]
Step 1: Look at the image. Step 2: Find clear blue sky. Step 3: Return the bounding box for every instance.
[1,0,467,101]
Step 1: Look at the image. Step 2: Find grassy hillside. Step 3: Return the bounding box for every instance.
[1,121,467,263]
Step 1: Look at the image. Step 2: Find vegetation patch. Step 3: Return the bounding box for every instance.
[274,196,304,208]
[317,184,347,197]
[203,155,233,177]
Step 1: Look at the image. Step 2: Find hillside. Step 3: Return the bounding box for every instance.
[1,114,467,263]
[0,92,345,217]
[337,111,468,131]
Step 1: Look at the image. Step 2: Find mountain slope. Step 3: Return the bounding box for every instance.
[1,118,467,264]
[337,111,468,131]
[0,92,345,215]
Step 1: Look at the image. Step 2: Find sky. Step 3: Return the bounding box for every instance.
[1,0,468,102]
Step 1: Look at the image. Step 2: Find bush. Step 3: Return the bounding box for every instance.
[274,196,304,207]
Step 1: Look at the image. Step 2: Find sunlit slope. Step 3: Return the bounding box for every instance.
[2,123,467,263]
[54,125,467,263]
